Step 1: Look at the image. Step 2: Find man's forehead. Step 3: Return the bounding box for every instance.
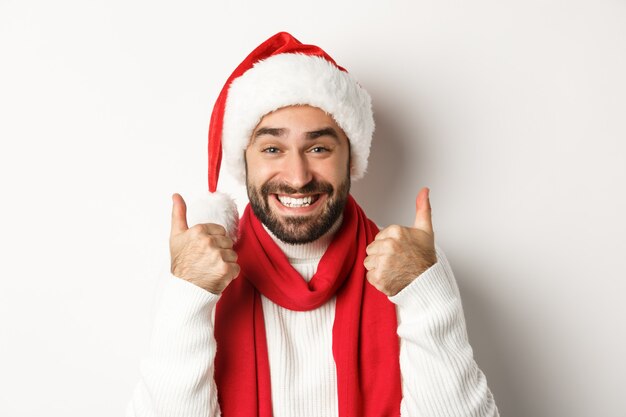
[249,105,347,143]
[255,105,337,126]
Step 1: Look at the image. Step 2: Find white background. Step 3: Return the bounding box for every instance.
[1,0,625,416]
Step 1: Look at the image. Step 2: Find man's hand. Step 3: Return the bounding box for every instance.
[364,187,437,296]
[169,193,240,295]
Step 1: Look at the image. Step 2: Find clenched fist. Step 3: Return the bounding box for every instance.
[169,193,240,295]
[364,187,437,296]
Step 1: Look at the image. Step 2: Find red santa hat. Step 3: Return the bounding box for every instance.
[190,32,374,240]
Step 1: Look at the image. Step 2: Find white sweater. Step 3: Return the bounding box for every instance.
[127,222,499,417]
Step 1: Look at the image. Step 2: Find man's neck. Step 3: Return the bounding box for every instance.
[263,215,344,263]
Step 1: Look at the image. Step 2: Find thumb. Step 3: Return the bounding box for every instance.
[413,187,434,235]
[171,193,189,235]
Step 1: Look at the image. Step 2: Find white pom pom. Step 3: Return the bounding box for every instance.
[186,191,239,243]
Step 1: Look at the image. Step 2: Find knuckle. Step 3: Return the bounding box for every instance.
[387,224,402,238]
[189,224,205,236]
[216,262,229,276]
[381,239,393,250]
[214,224,227,235]
[219,249,230,261]
[388,224,401,233]
[204,235,216,246]
[367,270,379,283]
[367,255,378,267]
[386,239,400,251]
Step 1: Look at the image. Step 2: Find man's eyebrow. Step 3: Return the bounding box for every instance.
[307,127,340,142]
[251,126,340,144]
[253,127,286,139]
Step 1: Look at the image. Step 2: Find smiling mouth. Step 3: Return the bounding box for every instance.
[275,194,321,208]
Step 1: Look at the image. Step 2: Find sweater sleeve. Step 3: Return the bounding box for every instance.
[389,243,499,417]
[126,273,222,417]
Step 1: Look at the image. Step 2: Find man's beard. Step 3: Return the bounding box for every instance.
[247,175,350,245]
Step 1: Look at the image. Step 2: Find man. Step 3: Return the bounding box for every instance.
[128,32,499,416]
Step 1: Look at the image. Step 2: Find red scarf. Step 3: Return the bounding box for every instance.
[214,195,401,416]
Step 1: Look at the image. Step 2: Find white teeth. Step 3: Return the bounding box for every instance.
[277,195,315,207]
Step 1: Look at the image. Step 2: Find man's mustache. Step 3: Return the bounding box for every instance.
[260,180,334,196]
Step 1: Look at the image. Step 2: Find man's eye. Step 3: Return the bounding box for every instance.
[310,146,329,153]
[262,147,280,153]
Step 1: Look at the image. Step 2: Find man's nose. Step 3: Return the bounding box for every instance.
[283,153,313,190]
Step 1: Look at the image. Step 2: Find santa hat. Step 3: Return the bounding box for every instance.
[189,32,374,240]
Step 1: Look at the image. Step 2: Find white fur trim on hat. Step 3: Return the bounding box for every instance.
[186,191,239,243]
[222,53,374,185]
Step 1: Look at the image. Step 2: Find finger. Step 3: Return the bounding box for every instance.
[365,270,382,291]
[230,263,241,280]
[365,242,377,256]
[413,187,434,235]
[220,249,238,263]
[201,223,227,236]
[363,255,377,271]
[171,193,189,235]
[365,240,387,256]
[222,262,241,281]
[189,223,228,237]
[373,225,402,241]
[211,235,234,249]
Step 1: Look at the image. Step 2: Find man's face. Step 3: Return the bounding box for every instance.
[245,105,351,244]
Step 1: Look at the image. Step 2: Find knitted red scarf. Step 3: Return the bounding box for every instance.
[214,195,401,416]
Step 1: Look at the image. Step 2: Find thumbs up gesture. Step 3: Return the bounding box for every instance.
[364,187,437,296]
[169,193,240,295]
